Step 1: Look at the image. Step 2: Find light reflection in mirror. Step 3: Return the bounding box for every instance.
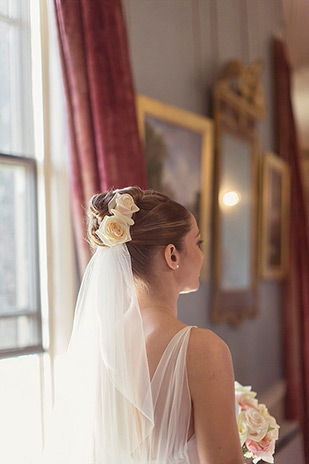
[220,190,241,208]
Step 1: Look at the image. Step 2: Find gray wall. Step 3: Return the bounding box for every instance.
[122,0,285,394]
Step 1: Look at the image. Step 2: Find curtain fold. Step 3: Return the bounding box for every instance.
[53,0,147,274]
[273,38,309,458]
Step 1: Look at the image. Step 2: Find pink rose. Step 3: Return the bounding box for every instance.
[235,382,259,411]
[246,433,276,463]
[238,396,259,411]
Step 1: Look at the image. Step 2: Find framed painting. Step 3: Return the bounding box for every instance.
[136,94,214,280]
[260,152,290,279]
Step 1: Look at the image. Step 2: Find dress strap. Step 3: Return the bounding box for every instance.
[150,325,195,384]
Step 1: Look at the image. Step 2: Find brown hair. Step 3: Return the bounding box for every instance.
[87,186,192,283]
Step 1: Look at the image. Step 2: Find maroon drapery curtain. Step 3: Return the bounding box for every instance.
[274,38,309,459]
[53,0,147,274]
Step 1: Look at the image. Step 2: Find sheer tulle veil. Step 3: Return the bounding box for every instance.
[41,243,155,463]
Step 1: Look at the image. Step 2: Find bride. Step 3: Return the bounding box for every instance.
[41,186,244,464]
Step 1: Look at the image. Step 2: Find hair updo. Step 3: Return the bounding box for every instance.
[87,186,192,283]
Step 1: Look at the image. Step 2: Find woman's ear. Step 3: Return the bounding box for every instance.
[164,244,180,270]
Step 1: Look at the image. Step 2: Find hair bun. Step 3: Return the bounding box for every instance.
[86,186,192,285]
[87,192,110,248]
[87,187,144,249]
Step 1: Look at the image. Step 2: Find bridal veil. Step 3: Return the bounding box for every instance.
[41,244,154,463]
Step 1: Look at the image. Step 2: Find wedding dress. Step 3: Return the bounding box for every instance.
[142,325,200,463]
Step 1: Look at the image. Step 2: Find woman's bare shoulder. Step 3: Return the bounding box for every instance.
[188,327,231,358]
[187,327,233,384]
[186,328,243,463]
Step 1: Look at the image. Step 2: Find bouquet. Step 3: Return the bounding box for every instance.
[235,382,280,463]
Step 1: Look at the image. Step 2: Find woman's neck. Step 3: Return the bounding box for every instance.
[136,286,179,319]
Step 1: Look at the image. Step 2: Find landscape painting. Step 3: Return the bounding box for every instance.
[136,95,213,279]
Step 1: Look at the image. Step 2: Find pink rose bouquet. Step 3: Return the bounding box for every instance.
[235,382,280,463]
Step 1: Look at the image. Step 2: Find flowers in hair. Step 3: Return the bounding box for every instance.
[95,193,140,247]
[235,381,279,463]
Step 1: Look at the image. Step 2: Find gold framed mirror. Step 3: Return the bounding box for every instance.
[211,60,266,325]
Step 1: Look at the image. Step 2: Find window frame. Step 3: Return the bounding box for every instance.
[0,152,44,359]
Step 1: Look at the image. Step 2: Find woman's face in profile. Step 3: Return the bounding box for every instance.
[179,213,204,294]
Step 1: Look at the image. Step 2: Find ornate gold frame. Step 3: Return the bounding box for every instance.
[136,94,214,280]
[212,60,265,324]
[259,152,290,279]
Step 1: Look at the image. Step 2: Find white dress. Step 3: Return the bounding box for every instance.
[141,325,200,464]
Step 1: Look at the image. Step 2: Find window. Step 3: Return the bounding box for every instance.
[0,1,42,358]
[0,1,49,462]
[0,2,75,462]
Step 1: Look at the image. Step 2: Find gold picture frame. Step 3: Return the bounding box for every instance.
[136,94,214,280]
[260,152,290,279]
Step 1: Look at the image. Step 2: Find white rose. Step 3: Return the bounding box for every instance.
[116,193,140,214]
[110,208,134,226]
[107,193,118,212]
[108,193,139,217]
[244,406,269,442]
[237,411,249,446]
[95,214,131,247]
[235,381,257,400]
[235,381,252,393]
[266,413,280,441]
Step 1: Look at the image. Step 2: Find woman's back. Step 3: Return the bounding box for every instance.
[142,314,244,464]
[142,323,197,463]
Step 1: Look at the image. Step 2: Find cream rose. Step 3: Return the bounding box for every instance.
[108,193,139,217]
[244,407,269,442]
[235,381,259,412]
[117,193,139,213]
[95,214,131,247]
[239,396,259,411]
[235,382,257,400]
[110,208,134,226]
[237,411,249,446]
[267,414,280,441]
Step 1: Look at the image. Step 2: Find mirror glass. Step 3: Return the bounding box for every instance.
[219,132,252,291]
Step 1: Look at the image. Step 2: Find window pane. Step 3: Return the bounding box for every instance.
[0,315,40,350]
[0,0,8,16]
[0,21,11,152]
[0,163,35,312]
[0,155,41,354]
[0,2,34,155]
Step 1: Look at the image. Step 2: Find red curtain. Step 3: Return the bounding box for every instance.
[274,38,309,458]
[53,0,147,274]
